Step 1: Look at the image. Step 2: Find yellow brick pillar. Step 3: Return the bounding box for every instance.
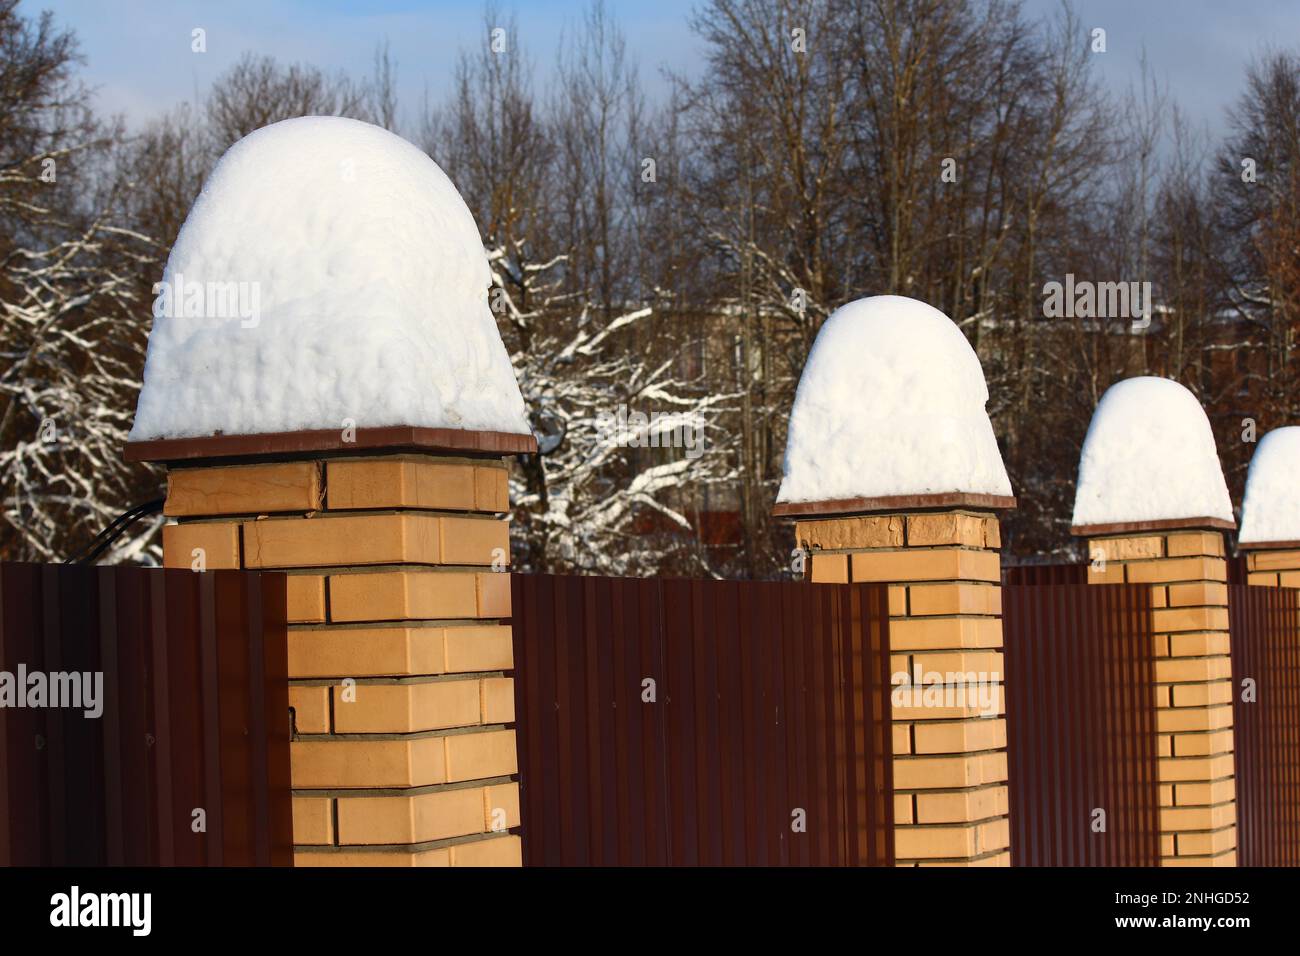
[1080,524,1236,866]
[789,503,1012,867]
[134,435,533,867]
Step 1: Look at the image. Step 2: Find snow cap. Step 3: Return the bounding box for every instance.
[129,116,530,442]
[775,295,1013,509]
[1071,377,1234,531]
[1238,427,1300,545]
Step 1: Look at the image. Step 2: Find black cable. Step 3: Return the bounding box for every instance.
[66,497,165,565]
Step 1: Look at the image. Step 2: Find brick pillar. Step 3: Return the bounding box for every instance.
[1084,527,1235,866]
[795,508,1010,866]
[159,452,521,866]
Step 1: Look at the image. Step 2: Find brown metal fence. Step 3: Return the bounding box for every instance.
[1229,583,1300,866]
[0,563,292,866]
[511,574,893,866]
[1003,577,1160,866]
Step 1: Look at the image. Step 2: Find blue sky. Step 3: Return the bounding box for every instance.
[27,0,1300,146]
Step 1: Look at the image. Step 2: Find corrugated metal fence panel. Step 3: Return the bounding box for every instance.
[512,574,893,866]
[1004,564,1088,586]
[1003,580,1159,866]
[1230,583,1300,866]
[0,563,292,866]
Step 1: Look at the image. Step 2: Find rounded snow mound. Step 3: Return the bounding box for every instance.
[776,295,1012,506]
[129,116,530,441]
[1071,377,1233,529]
[1239,427,1300,544]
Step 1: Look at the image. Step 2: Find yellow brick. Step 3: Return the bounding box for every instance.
[908,583,1001,616]
[893,751,1006,790]
[914,786,1008,824]
[888,586,907,615]
[329,571,478,622]
[1124,557,1226,584]
[1161,802,1235,832]
[1173,779,1236,806]
[1161,851,1234,867]
[333,679,482,733]
[474,466,510,512]
[450,835,522,867]
[906,513,997,548]
[912,718,1005,755]
[1151,606,1229,633]
[978,816,1011,852]
[795,515,904,551]
[851,549,1000,583]
[291,737,446,788]
[1169,632,1230,657]
[288,626,445,679]
[443,729,517,782]
[440,516,509,566]
[162,522,241,569]
[1157,704,1233,734]
[1167,582,1228,607]
[166,461,322,516]
[1280,570,1300,587]
[809,553,848,583]
[1245,548,1300,572]
[894,793,915,824]
[243,514,441,568]
[1154,656,1231,683]
[476,572,511,617]
[892,686,1004,721]
[1176,827,1236,857]
[895,825,977,859]
[444,625,514,673]
[1247,572,1280,586]
[295,848,450,867]
[896,820,1008,860]
[1171,680,1233,707]
[913,650,1004,673]
[289,684,330,733]
[1158,752,1234,782]
[484,782,521,831]
[291,796,334,845]
[1166,532,1225,557]
[481,677,515,724]
[336,787,486,844]
[286,574,326,623]
[1087,563,1124,584]
[1170,728,1233,758]
[325,458,476,511]
[1092,536,1164,561]
[888,617,1003,651]
[892,724,912,755]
